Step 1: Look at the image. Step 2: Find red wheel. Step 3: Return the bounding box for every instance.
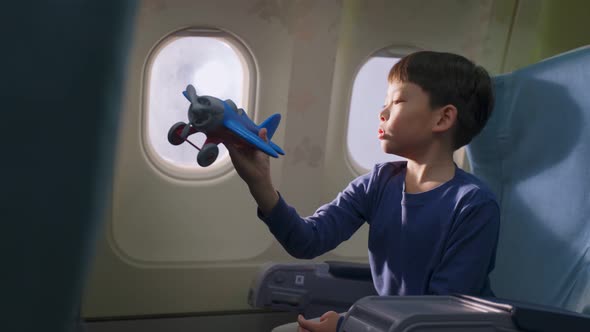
[197,143,219,167]
[168,122,187,145]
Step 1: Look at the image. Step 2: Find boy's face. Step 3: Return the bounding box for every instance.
[378,81,438,158]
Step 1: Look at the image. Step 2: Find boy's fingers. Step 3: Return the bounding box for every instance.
[225,142,242,160]
[225,141,236,153]
[320,311,338,322]
[297,315,320,331]
[259,128,268,142]
[226,138,251,154]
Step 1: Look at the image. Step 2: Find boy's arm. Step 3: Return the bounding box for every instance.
[247,178,279,216]
[258,173,372,259]
[428,200,500,295]
[226,128,278,215]
[227,128,373,260]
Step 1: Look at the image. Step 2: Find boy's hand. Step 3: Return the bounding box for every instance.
[226,128,279,215]
[297,311,340,332]
[226,128,272,186]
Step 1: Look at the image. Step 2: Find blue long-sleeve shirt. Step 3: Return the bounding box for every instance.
[258,161,500,298]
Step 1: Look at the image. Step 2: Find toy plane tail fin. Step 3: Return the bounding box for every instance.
[259,114,281,140]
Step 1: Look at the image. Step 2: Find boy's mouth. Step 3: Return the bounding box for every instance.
[378,128,385,139]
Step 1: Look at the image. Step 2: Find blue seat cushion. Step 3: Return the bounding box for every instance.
[467,46,590,314]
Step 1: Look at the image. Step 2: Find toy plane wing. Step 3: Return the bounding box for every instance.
[223,119,279,158]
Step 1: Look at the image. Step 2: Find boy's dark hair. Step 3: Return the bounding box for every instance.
[388,51,494,150]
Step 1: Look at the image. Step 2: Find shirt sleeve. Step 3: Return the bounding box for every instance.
[336,315,344,331]
[428,199,500,296]
[257,171,375,259]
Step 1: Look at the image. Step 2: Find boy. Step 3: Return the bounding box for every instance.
[226,51,499,332]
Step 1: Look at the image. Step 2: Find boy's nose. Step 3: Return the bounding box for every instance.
[379,107,389,121]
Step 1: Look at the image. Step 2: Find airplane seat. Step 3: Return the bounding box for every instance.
[252,46,590,331]
[466,45,590,314]
[3,2,136,332]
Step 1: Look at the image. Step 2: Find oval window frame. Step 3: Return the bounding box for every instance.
[141,27,258,181]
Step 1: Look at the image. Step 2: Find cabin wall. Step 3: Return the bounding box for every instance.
[534,0,590,61]
[502,0,590,72]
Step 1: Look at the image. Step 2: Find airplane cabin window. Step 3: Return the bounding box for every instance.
[145,31,253,177]
[347,55,406,173]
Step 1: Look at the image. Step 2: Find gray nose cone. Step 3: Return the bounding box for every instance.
[189,104,210,125]
[188,96,224,132]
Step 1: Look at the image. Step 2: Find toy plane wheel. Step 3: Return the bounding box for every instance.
[197,143,219,167]
[168,122,188,145]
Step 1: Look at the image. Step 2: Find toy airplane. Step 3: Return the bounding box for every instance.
[168,84,285,167]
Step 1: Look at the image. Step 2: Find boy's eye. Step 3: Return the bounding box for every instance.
[393,99,405,105]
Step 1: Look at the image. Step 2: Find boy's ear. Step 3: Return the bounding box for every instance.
[432,104,457,133]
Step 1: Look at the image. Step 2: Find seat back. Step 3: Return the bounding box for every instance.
[2,2,136,331]
[467,46,590,313]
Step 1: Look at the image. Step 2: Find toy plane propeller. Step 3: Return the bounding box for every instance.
[167,84,285,167]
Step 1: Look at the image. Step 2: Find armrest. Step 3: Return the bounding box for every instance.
[325,260,372,281]
[248,261,376,318]
[340,295,590,332]
[473,295,590,332]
